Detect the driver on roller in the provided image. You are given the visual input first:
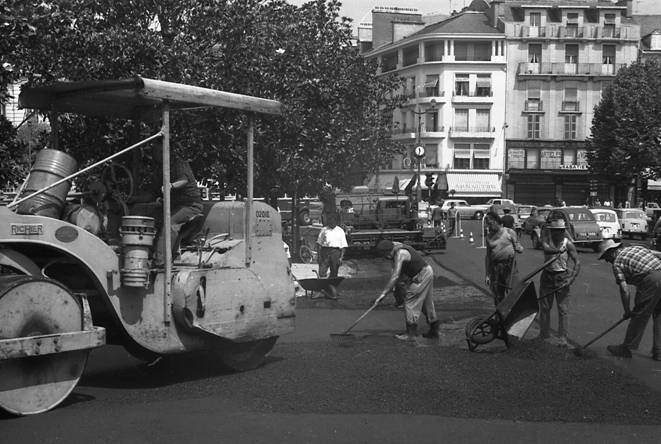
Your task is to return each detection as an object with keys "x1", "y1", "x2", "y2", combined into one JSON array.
[{"x1": 131, "y1": 145, "x2": 203, "y2": 266}]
